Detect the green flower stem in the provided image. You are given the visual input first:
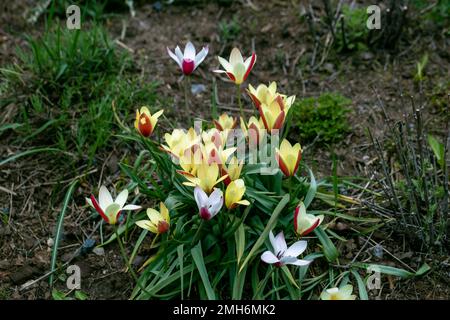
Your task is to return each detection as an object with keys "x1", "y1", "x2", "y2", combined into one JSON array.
[
  {"x1": 288, "y1": 176, "x2": 293, "y2": 196},
  {"x1": 184, "y1": 76, "x2": 192, "y2": 124},
  {"x1": 191, "y1": 220, "x2": 205, "y2": 245},
  {"x1": 236, "y1": 84, "x2": 243, "y2": 119},
  {"x1": 114, "y1": 225, "x2": 151, "y2": 297}
]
